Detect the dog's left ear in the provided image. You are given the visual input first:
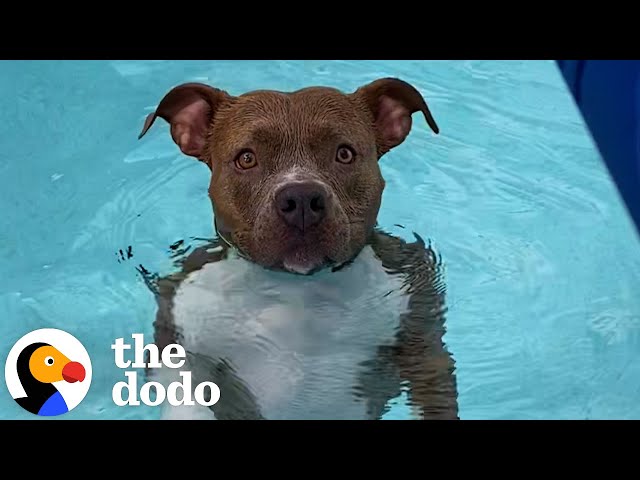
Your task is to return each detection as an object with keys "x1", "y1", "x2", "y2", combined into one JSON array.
[
  {"x1": 137, "y1": 83, "x2": 234, "y2": 166},
  {"x1": 352, "y1": 78, "x2": 439, "y2": 157}
]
